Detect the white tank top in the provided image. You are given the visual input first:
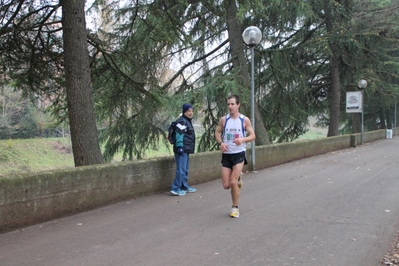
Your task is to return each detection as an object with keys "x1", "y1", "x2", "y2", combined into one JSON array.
[{"x1": 222, "y1": 114, "x2": 246, "y2": 154}]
